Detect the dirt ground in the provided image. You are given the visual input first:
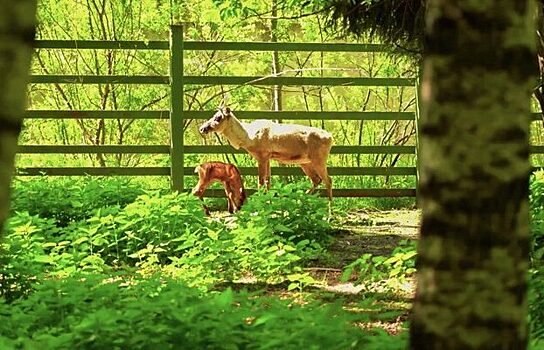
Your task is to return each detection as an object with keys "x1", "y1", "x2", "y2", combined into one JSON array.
[
  {"x1": 308, "y1": 209, "x2": 420, "y2": 334},
  {"x1": 304, "y1": 208, "x2": 421, "y2": 291},
  {"x1": 220, "y1": 209, "x2": 421, "y2": 334},
  {"x1": 327, "y1": 209, "x2": 420, "y2": 268}
]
